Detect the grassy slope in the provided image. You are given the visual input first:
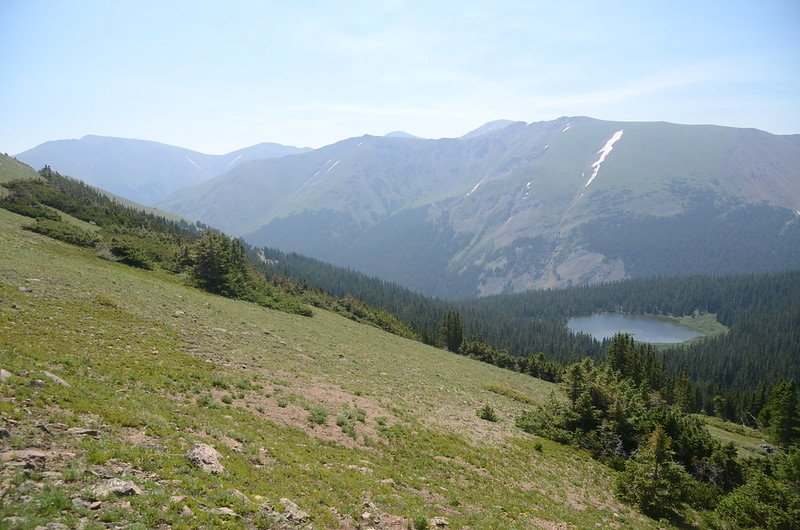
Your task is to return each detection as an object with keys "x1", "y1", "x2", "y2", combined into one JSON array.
[
  {"x1": 0, "y1": 207, "x2": 658, "y2": 529},
  {"x1": 0, "y1": 155, "x2": 41, "y2": 199},
  {"x1": 697, "y1": 416, "x2": 768, "y2": 459},
  {"x1": 0, "y1": 155, "x2": 41, "y2": 184}
]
